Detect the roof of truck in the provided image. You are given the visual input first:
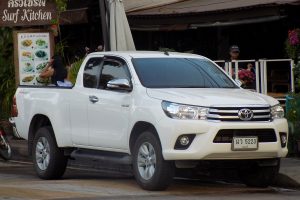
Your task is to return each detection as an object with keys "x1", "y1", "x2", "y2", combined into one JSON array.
[{"x1": 88, "y1": 51, "x2": 207, "y2": 59}]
